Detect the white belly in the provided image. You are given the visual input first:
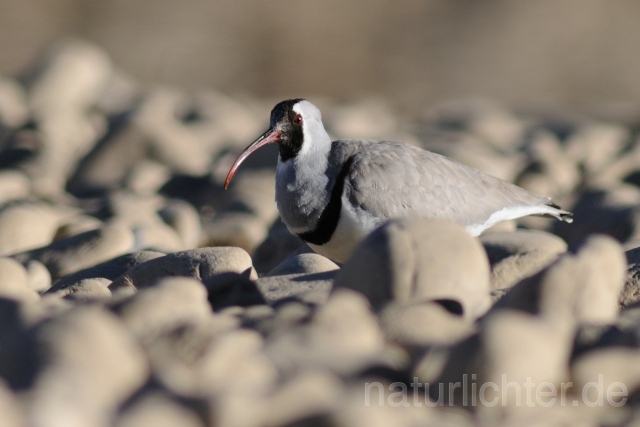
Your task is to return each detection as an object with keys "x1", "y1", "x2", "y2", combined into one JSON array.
[{"x1": 307, "y1": 197, "x2": 379, "y2": 263}]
